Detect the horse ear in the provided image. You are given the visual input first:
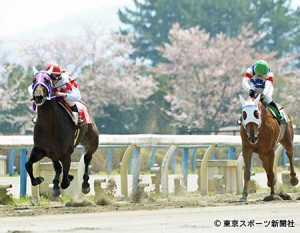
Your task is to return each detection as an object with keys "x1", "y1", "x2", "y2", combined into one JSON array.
[
  {"x1": 239, "y1": 95, "x2": 246, "y2": 107},
  {"x1": 32, "y1": 66, "x2": 38, "y2": 75},
  {"x1": 254, "y1": 94, "x2": 261, "y2": 105},
  {"x1": 46, "y1": 66, "x2": 53, "y2": 76}
]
